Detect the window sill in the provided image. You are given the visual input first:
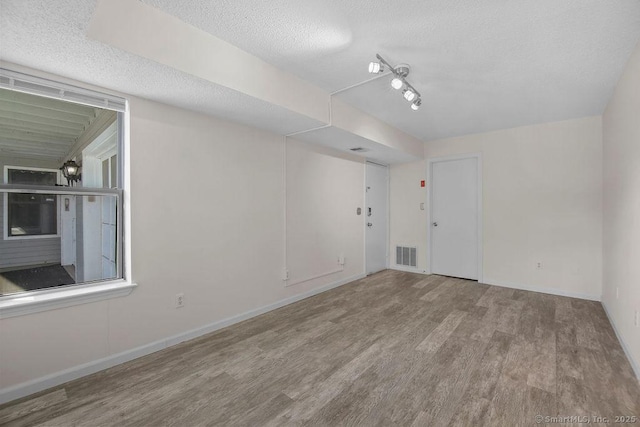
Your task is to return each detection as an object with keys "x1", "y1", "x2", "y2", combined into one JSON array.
[{"x1": 0, "y1": 280, "x2": 137, "y2": 319}]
